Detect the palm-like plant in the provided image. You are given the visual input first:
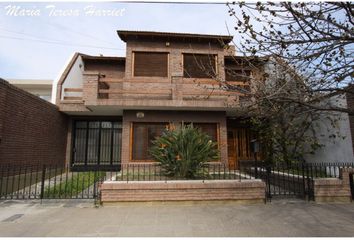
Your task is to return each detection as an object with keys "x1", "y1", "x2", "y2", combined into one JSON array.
[{"x1": 149, "y1": 123, "x2": 219, "y2": 179}]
